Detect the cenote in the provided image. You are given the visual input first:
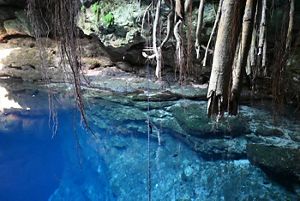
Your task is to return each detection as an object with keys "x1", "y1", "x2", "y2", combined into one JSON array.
[
  {"x1": 0, "y1": 80, "x2": 299, "y2": 201},
  {"x1": 1, "y1": 0, "x2": 300, "y2": 200}
]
